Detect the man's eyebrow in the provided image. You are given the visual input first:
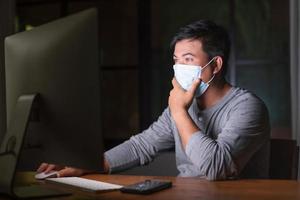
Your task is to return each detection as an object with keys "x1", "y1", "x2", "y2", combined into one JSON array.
[
  {"x1": 182, "y1": 53, "x2": 196, "y2": 57},
  {"x1": 173, "y1": 53, "x2": 195, "y2": 58}
]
